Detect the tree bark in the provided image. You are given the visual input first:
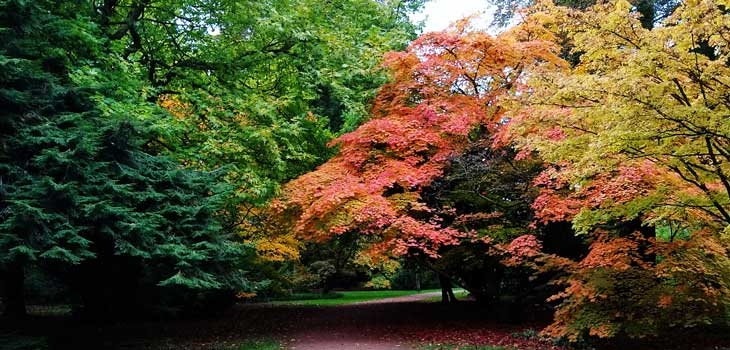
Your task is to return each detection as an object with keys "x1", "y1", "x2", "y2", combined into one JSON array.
[
  {"x1": 439, "y1": 274, "x2": 457, "y2": 304},
  {"x1": 1, "y1": 259, "x2": 27, "y2": 318}
]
